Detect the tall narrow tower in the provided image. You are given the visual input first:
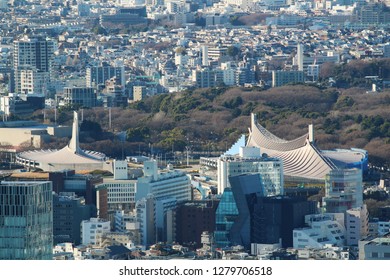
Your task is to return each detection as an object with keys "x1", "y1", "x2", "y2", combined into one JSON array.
[
  {"x1": 202, "y1": 45, "x2": 209, "y2": 66},
  {"x1": 68, "y1": 111, "x2": 82, "y2": 154},
  {"x1": 297, "y1": 43, "x2": 304, "y2": 71}
]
